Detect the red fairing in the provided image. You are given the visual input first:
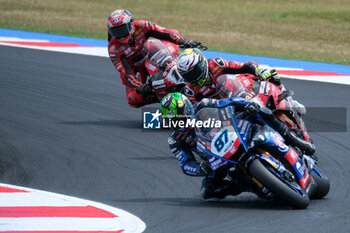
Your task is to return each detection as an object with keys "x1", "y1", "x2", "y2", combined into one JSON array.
[
  {"x1": 143, "y1": 39, "x2": 183, "y2": 101},
  {"x1": 299, "y1": 170, "x2": 311, "y2": 189},
  {"x1": 144, "y1": 40, "x2": 179, "y2": 75}
]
